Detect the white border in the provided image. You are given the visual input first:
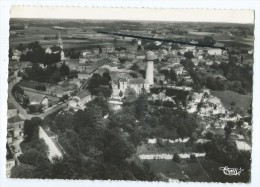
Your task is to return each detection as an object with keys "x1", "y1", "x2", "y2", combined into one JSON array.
[{"x1": 1, "y1": 1, "x2": 259, "y2": 187}]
